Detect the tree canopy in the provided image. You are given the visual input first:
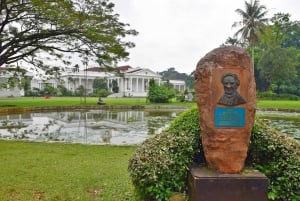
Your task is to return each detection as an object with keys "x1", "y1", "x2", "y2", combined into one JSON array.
[
  {"x1": 229, "y1": 0, "x2": 300, "y2": 96},
  {"x1": 0, "y1": 0, "x2": 137, "y2": 71},
  {"x1": 232, "y1": 0, "x2": 268, "y2": 47}
]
